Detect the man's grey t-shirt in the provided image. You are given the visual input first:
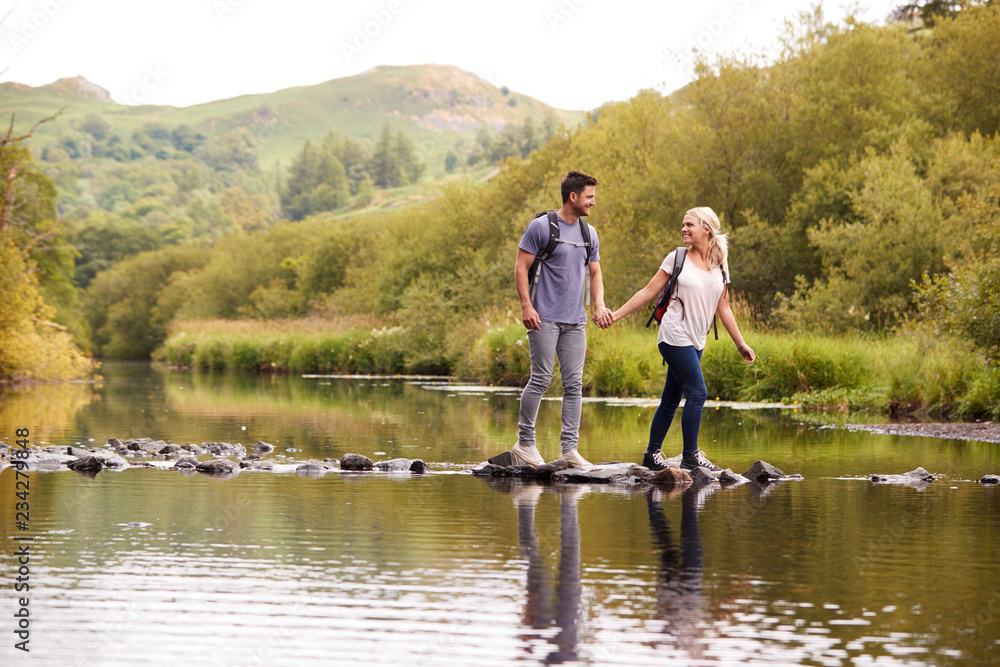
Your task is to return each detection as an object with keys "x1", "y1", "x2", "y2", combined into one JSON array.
[{"x1": 519, "y1": 213, "x2": 600, "y2": 325}]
